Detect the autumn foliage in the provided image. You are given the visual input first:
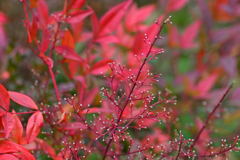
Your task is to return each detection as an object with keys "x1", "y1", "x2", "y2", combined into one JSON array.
[{"x1": 0, "y1": 0, "x2": 240, "y2": 159}]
